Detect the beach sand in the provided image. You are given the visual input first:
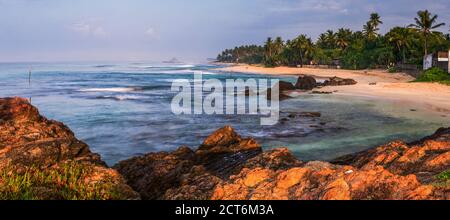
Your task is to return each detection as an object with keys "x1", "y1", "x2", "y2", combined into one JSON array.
[{"x1": 217, "y1": 64, "x2": 450, "y2": 116}]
